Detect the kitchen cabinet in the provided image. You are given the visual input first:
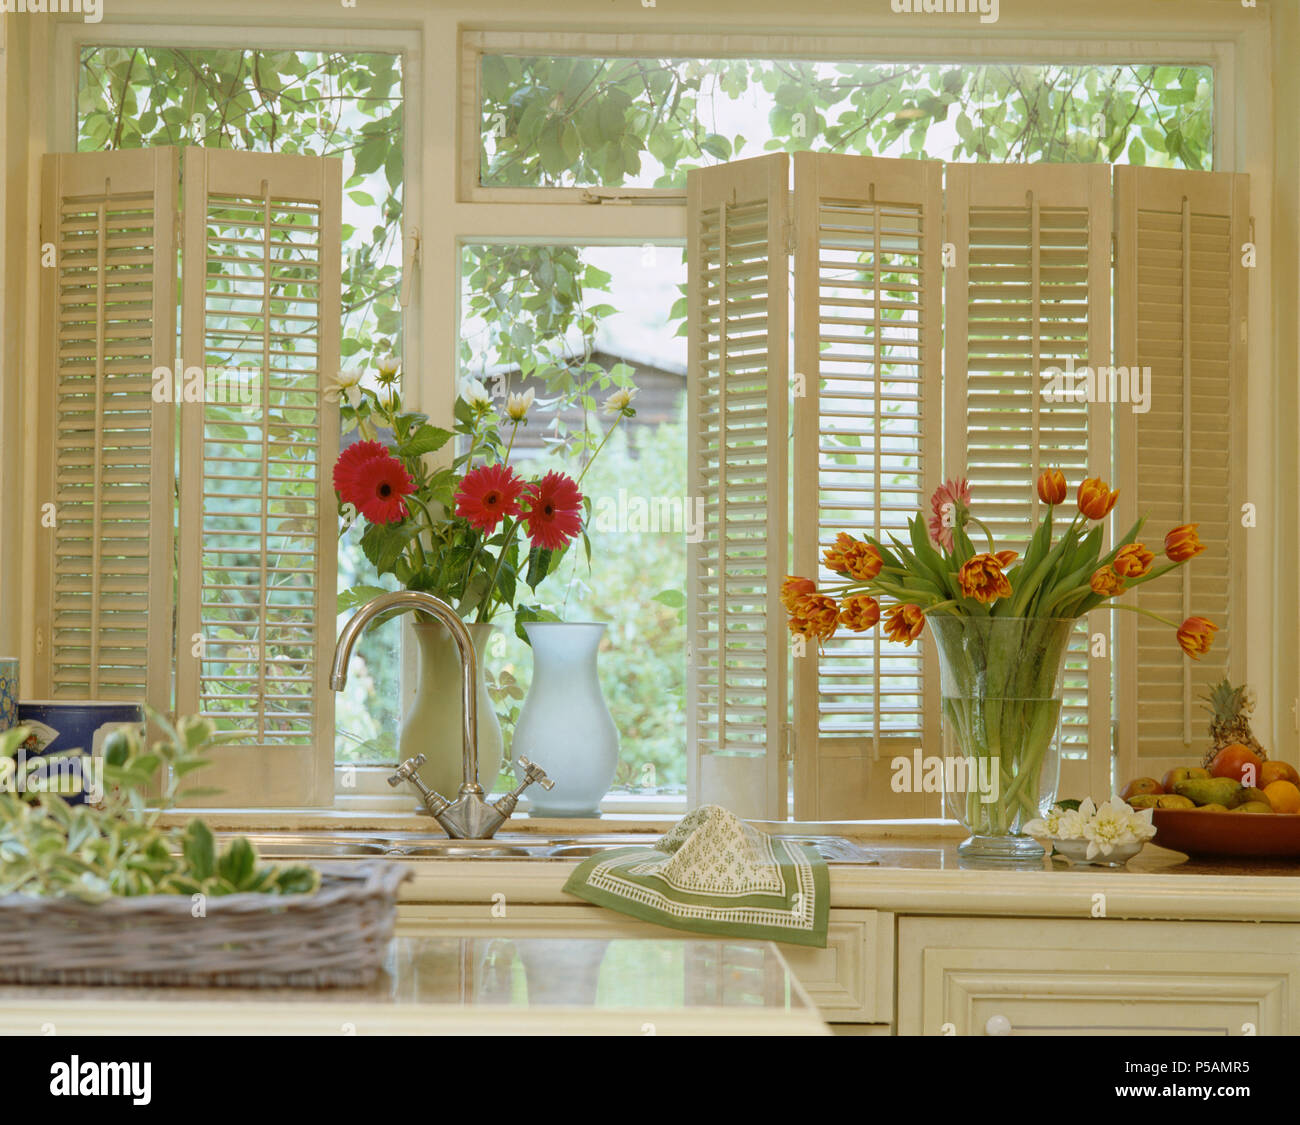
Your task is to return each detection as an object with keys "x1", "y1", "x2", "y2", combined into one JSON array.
[
  {"x1": 392, "y1": 833, "x2": 1300, "y2": 1035},
  {"x1": 897, "y1": 916, "x2": 1299, "y2": 1036}
]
